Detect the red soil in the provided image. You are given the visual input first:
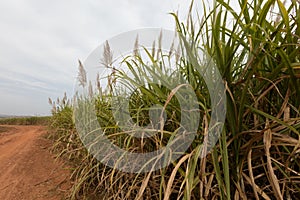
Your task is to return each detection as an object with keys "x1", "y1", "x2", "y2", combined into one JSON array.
[{"x1": 0, "y1": 125, "x2": 71, "y2": 200}]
